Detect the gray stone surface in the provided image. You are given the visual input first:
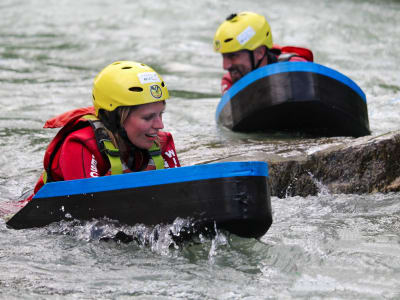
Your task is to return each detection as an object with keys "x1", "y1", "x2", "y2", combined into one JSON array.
[{"x1": 216, "y1": 131, "x2": 400, "y2": 198}]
